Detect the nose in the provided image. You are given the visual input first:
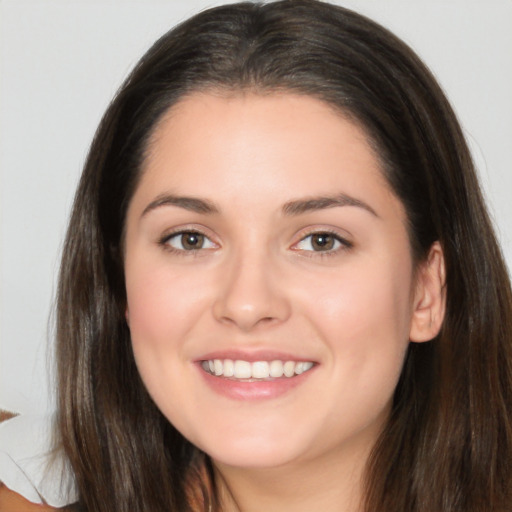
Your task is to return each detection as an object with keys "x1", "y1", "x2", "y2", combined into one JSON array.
[{"x1": 212, "y1": 249, "x2": 291, "y2": 332}]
